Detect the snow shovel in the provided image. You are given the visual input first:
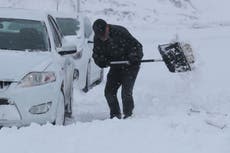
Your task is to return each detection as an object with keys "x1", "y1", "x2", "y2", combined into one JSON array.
[{"x1": 110, "y1": 42, "x2": 194, "y2": 73}]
